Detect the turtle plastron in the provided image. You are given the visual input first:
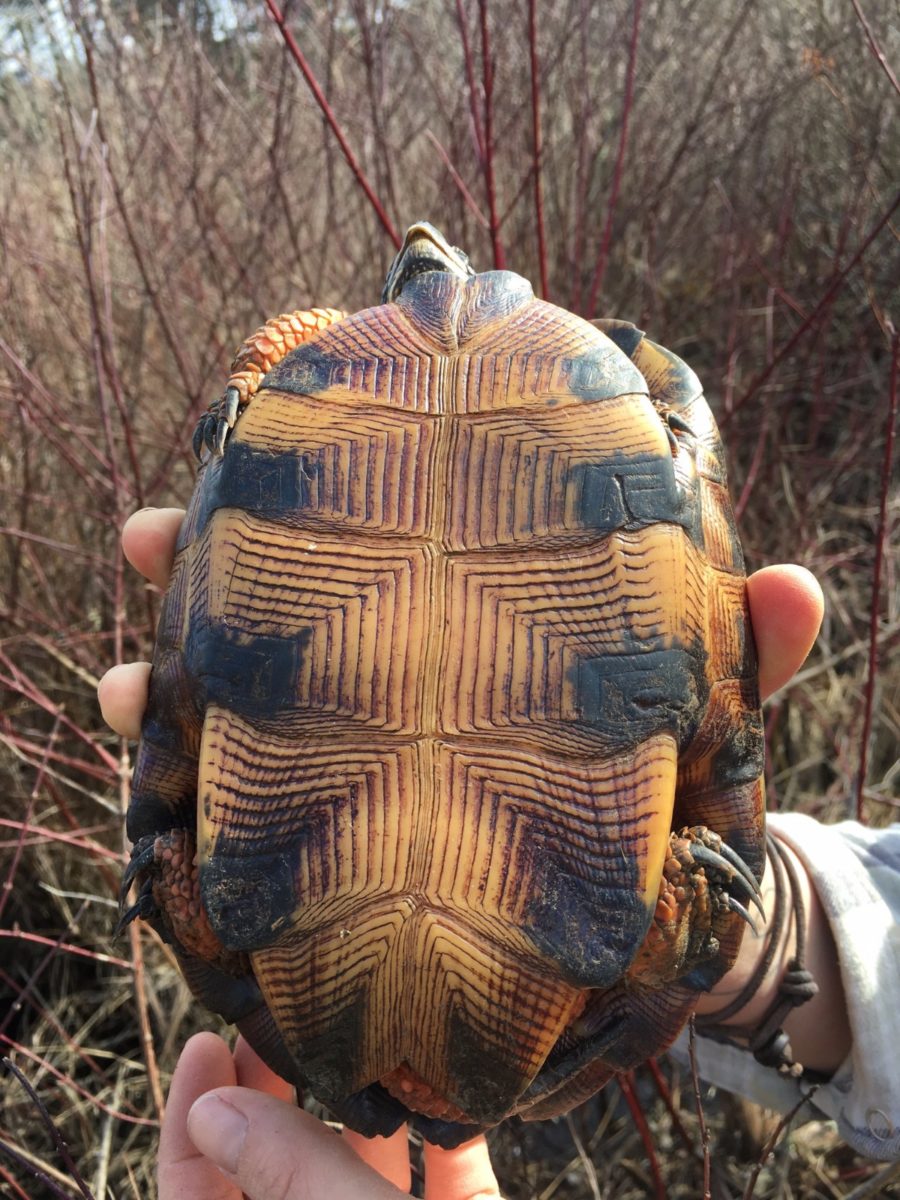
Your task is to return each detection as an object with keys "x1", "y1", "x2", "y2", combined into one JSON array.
[{"x1": 124, "y1": 223, "x2": 768, "y2": 1146}]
